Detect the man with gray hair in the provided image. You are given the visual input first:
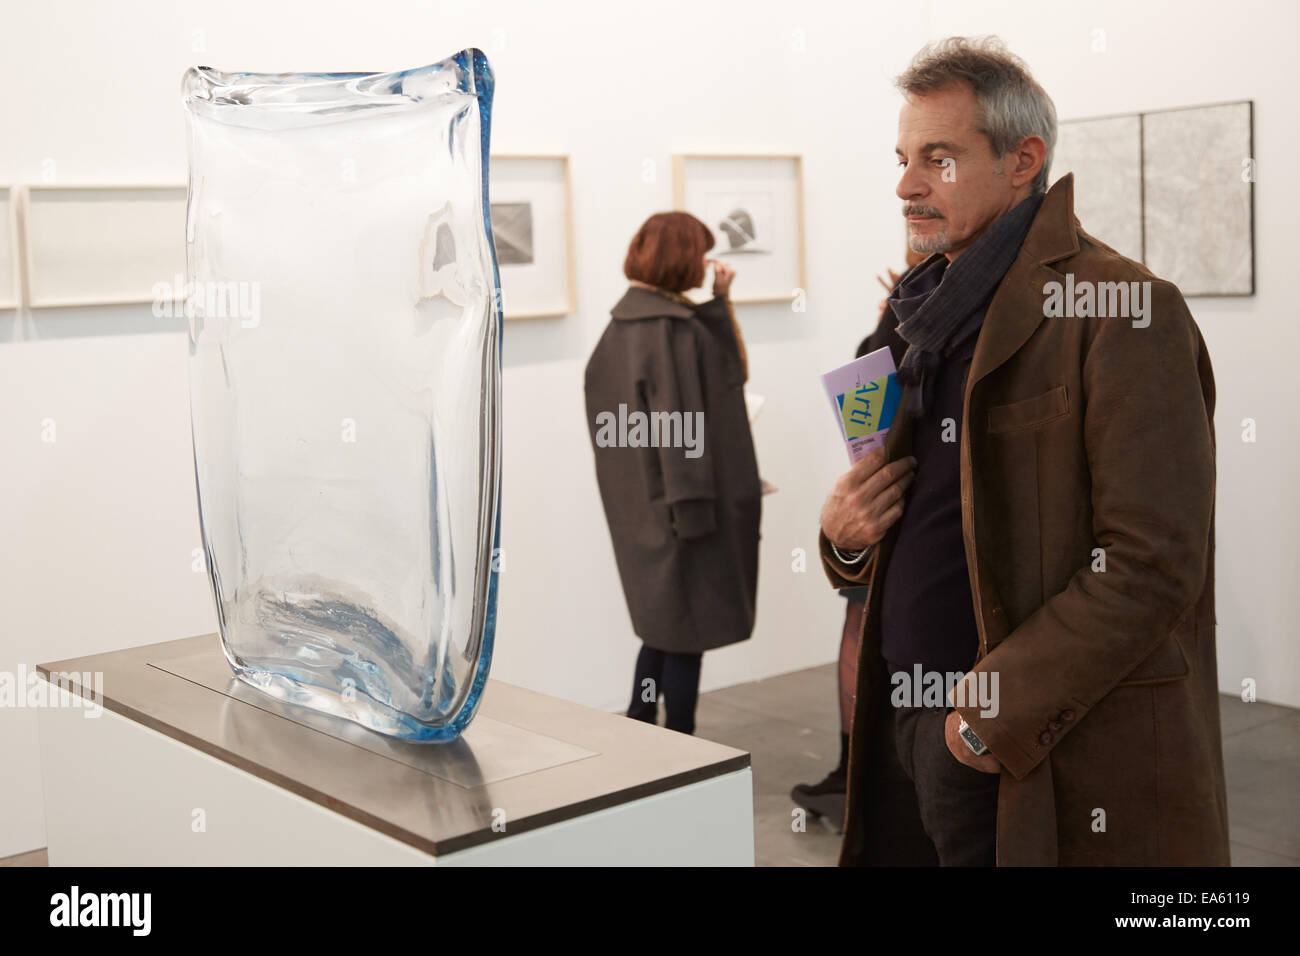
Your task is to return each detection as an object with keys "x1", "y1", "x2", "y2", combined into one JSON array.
[{"x1": 819, "y1": 36, "x2": 1227, "y2": 866}]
